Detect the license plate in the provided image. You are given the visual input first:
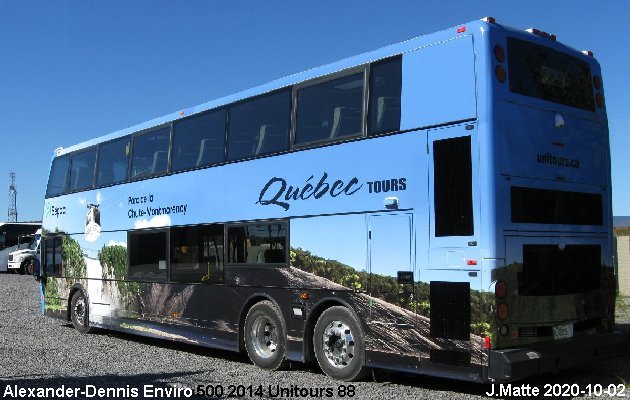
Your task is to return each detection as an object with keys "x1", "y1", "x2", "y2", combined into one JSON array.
[{"x1": 553, "y1": 324, "x2": 573, "y2": 340}]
